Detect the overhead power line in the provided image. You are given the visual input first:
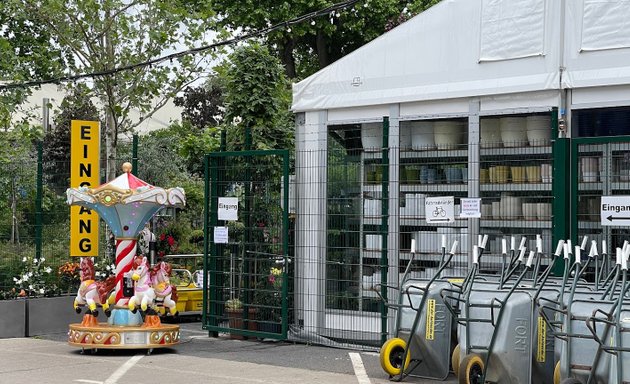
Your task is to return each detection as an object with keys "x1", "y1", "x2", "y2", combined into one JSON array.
[{"x1": 0, "y1": 0, "x2": 360, "y2": 91}]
